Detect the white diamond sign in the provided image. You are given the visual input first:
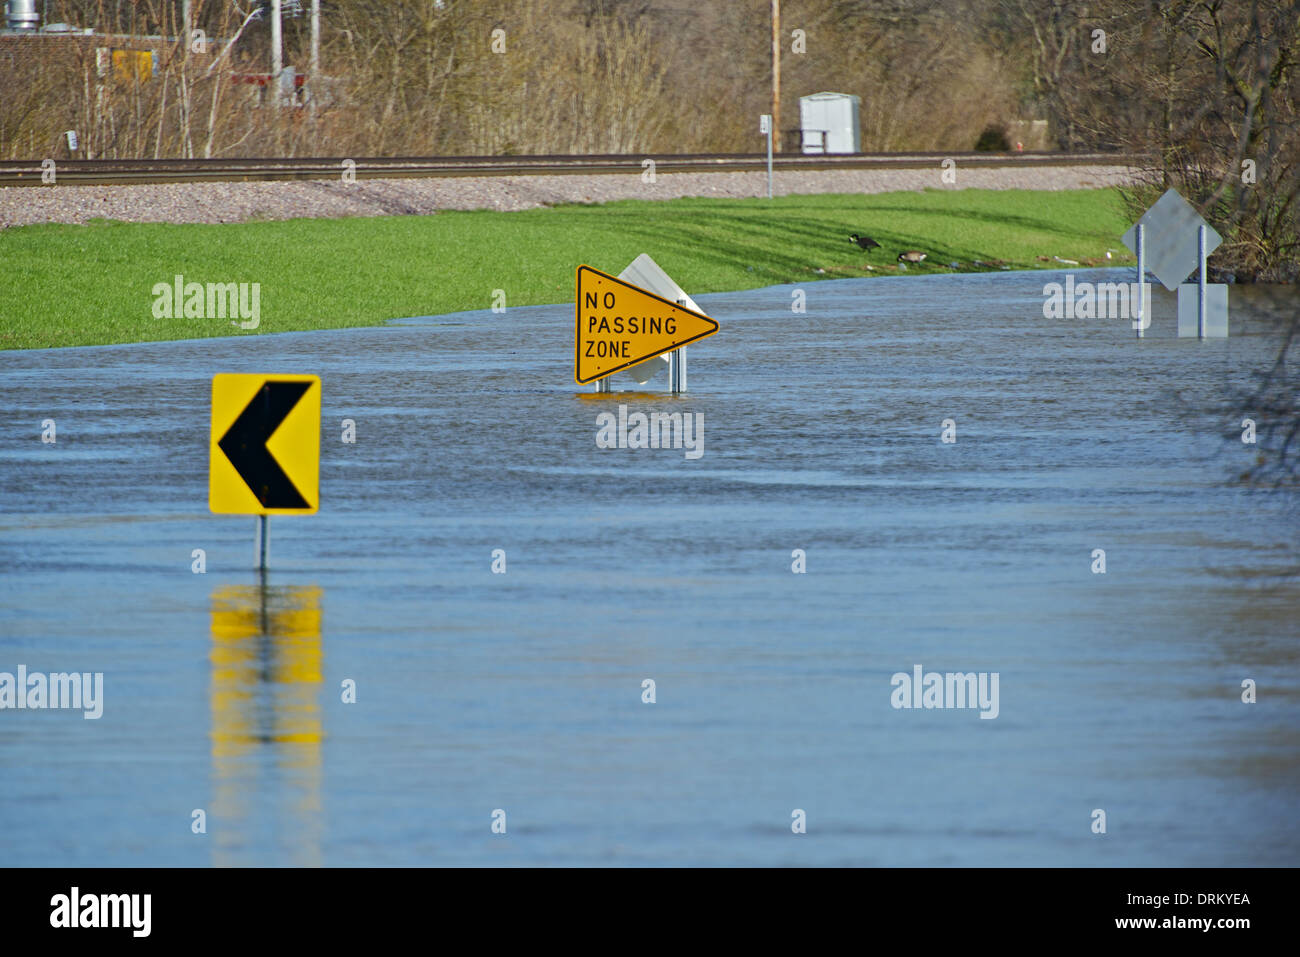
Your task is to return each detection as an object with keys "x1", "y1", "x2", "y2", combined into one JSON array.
[{"x1": 1121, "y1": 188, "x2": 1223, "y2": 291}]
